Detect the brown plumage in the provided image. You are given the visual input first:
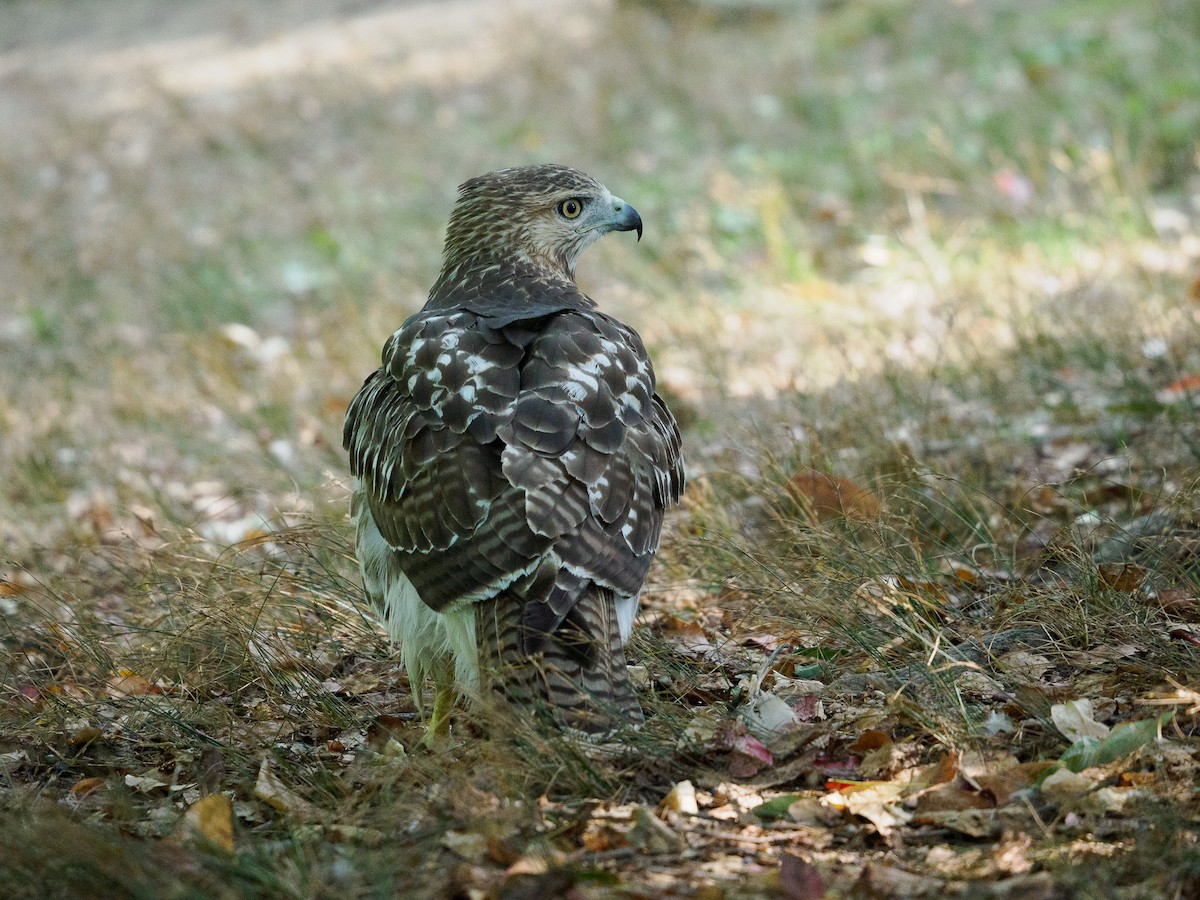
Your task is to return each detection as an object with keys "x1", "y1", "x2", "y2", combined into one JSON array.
[{"x1": 344, "y1": 165, "x2": 684, "y2": 733}]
